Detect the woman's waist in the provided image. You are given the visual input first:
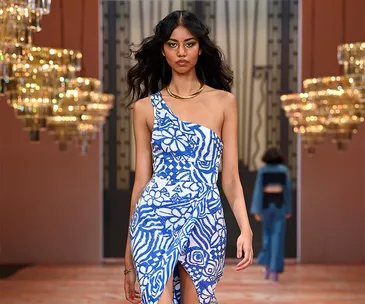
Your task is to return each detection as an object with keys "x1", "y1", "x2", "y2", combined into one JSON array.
[
  {"x1": 153, "y1": 158, "x2": 220, "y2": 175},
  {"x1": 151, "y1": 173, "x2": 218, "y2": 186}
]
